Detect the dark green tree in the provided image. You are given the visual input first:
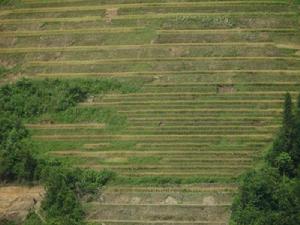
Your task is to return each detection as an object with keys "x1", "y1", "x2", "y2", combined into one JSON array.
[
  {"x1": 231, "y1": 93, "x2": 300, "y2": 225},
  {"x1": 290, "y1": 94, "x2": 300, "y2": 169},
  {"x1": 41, "y1": 167, "x2": 85, "y2": 225},
  {"x1": 280, "y1": 93, "x2": 294, "y2": 154},
  {"x1": 267, "y1": 93, "x2": 296, "y2": 176},
  {"x1": 0, "y1": 116, "x2": 37, "y2": 182}
]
